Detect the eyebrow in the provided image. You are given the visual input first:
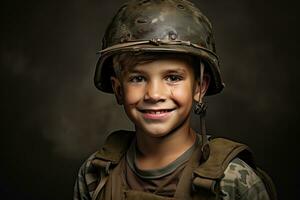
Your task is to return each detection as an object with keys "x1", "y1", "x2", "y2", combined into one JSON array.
[
  {"x1": 125, "y1": 68, "x2": 187, "y2": 73},
  {"x1": 124, "y1": 69, "x2": 144, "y2": 74},
  {"x1": 163, "y1": 69, "x2": 186, "y2": 74}
]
